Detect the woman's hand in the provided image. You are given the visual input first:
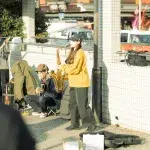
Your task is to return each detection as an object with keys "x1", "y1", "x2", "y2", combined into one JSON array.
[
  {"x1": 56, "y1": 48, "x2": 61, "y2": 65},
  {"x1": 56, "y1": 48, "x2": 62, "y2": 54},
  {"x1": 36, "y1": 87, "x2": 43, "y2": 95},
  {"x1": 57, "y1": 65, "x2": 61, "y2": 70},
  {"x1": 56, "y1": 48, "x2": 59, "y2": 53}
]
